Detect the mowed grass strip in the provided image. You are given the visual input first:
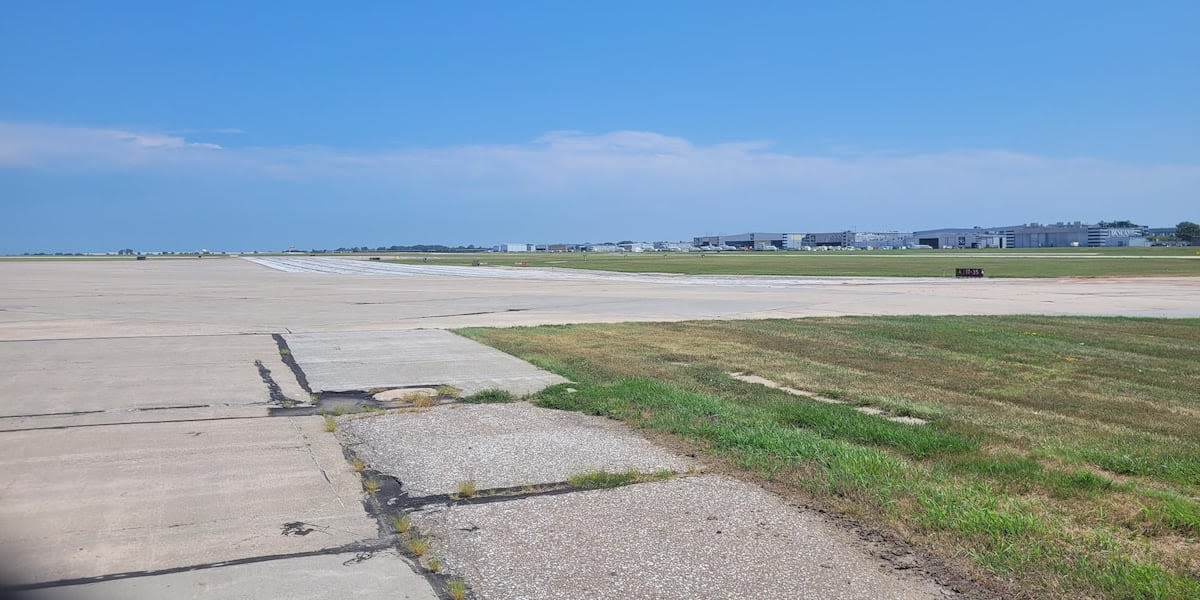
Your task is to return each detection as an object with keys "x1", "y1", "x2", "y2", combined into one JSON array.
[
  {"x1": 459, "y1": 316, "x2": 1200, "y2": 599},
  {"x1": 390, "y1": 247, "x2": 1200, "y2": 278}
]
